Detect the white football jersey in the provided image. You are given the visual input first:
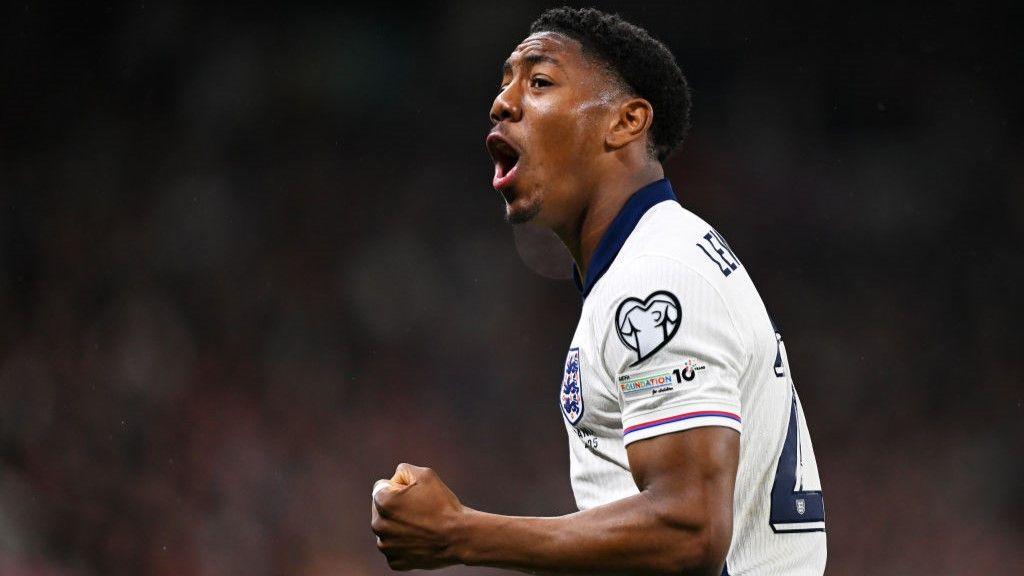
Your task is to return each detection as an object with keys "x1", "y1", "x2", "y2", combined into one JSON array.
[{"x1": 559, "y1": 179, "x2": 826, "y2": 575}]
